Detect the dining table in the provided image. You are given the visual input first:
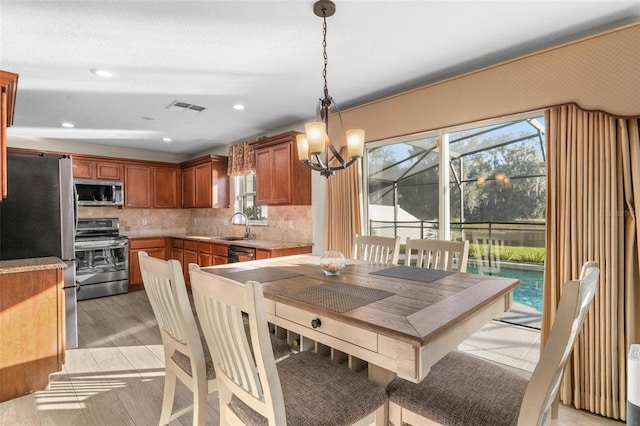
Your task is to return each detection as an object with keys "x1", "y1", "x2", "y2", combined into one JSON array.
[{"x1": 200, "y1": 254, "x2": 520, "y2": 386}]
